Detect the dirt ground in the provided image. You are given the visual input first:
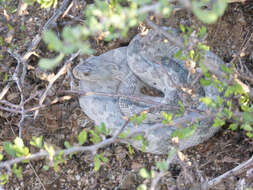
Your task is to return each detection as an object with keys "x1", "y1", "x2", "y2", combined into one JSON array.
[{"x1": 0, "y1": 0, "x2": 253, "y2": 190}]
